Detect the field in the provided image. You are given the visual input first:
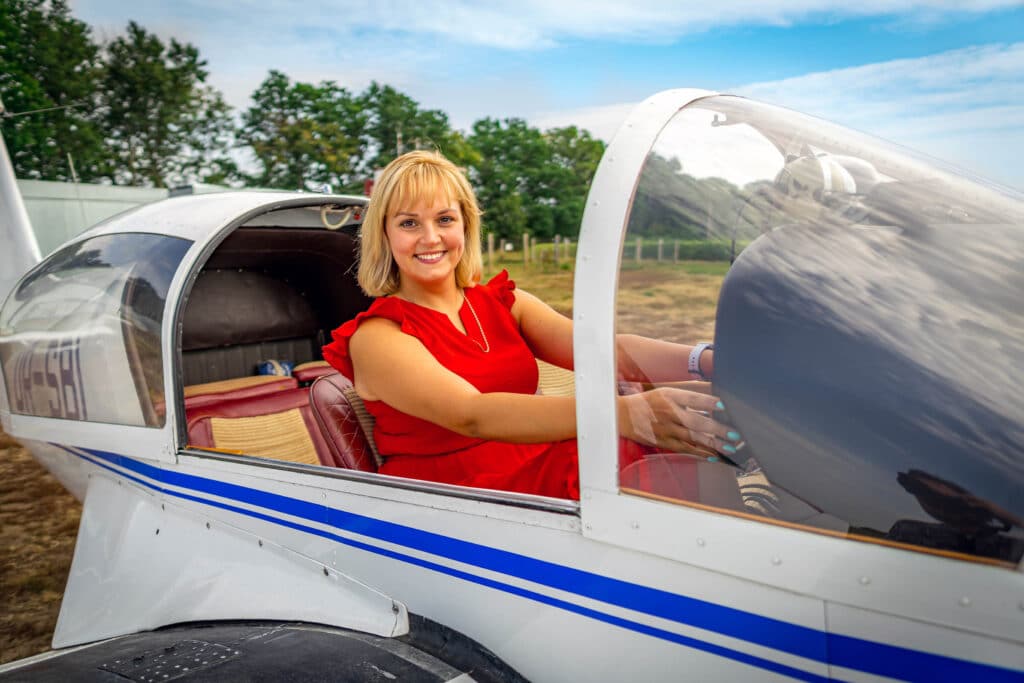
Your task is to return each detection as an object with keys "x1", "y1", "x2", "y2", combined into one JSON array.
[{"x1": 0, "y1": 259, "x2": 725, "y2": 665}]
